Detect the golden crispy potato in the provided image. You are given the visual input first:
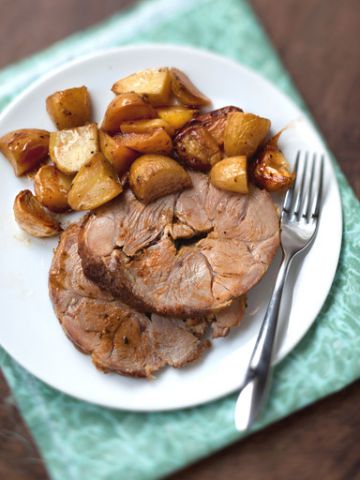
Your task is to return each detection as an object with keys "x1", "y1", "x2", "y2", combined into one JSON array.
[
  {"x1": 34, "y1": 165, "x2": 72, "y2": 212},
  {"x1": 224, "y1": 112, "x2": 271, "y2": 158},
  {"x1": 252, "y1": 133, "x2": 295, "y2": 192},
  {"x1": 194, "y1": 106, "x2": 242, "y2": 145},
  {"x1": 101, "y1": 93, "x2": 156, "y2": 132},
  {"x1": 112, "y1": 68, "x2": 172, "y2": 106},
  {"x1": 46, "y1": 86, "x2": 91, "y2": 130},
  {"x1": 174, "y1": 124, "x2": 221, "y2": 171},
  {"x1": 99, "y1": 130, "x2": 138, "y2": 175},
  {"x1": 210, "y1": 156, "x2": 248, "y2": 194},
  {"x1": 129, "y1": 154, "x2": 192, "y2": 203},
  {"x1": 0, "y1": 129, "x2": 49, "y2": 176},
  {"x1": 13, "y1": 190, "x2": 61, "y2": 237},
  {"x1": 170, "y1": 68, "x2": 211, "y2": 107},
  {"x1": 49, "y1": 123, "x2": 99, "y2": 174},
  {"x1": 118, "y1": 128, "x2": 173, "y2": 155},
  {"x1": 120, "y1": 118, "x2": 174, "y2": 135},
  {"x1": 156, "y1": 106, "x2": 197, "y2": 130},
  {"x1": 68, "y1": 153, "x2": 122, "y2": 210}
]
